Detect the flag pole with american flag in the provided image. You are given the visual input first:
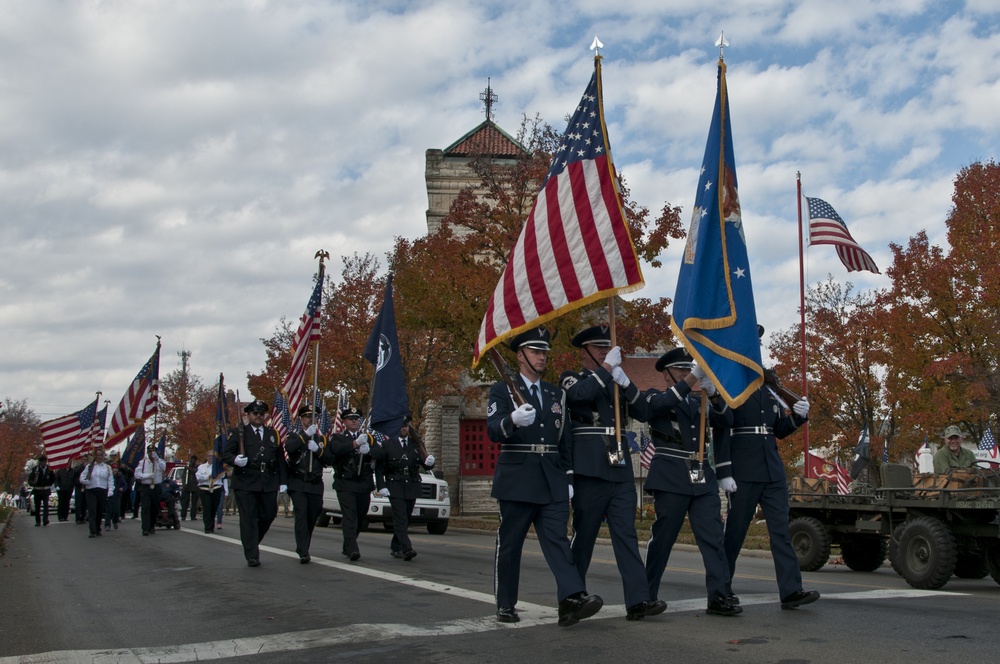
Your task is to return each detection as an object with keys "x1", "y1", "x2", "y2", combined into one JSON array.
[
  {"x1": 104, "y1": 338, "x2": 161, "y2": 452},
  {"x1": 280, "y1": 251, "x2": 327, "y2": 420},
  {"x1": 472, "y1": 47, "x2": 644, "y2": 368}
]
